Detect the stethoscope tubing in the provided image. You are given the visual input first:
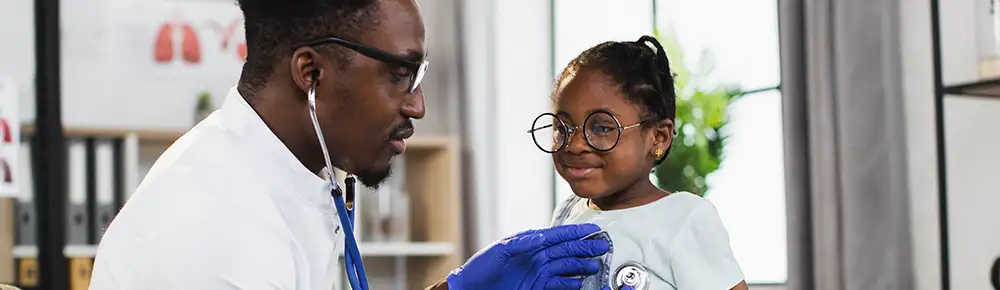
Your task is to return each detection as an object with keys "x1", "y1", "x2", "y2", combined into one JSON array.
[{"x1": 308, "y1": 82, "x2": 370, "y2": 290}]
